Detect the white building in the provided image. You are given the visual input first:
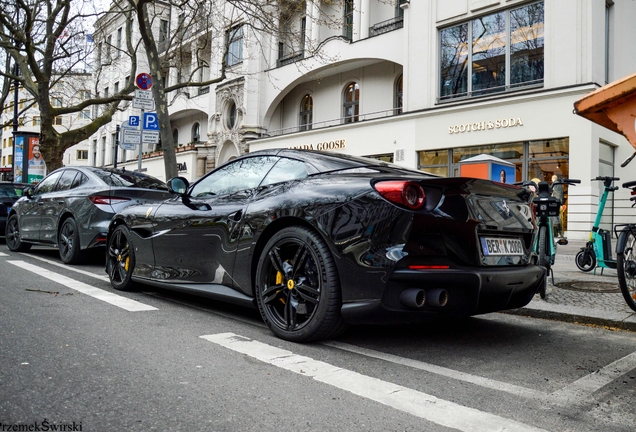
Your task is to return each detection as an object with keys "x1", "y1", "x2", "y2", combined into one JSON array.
[{"x1": 89, "y1": 0, "x2": 636, "y2": 241}]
